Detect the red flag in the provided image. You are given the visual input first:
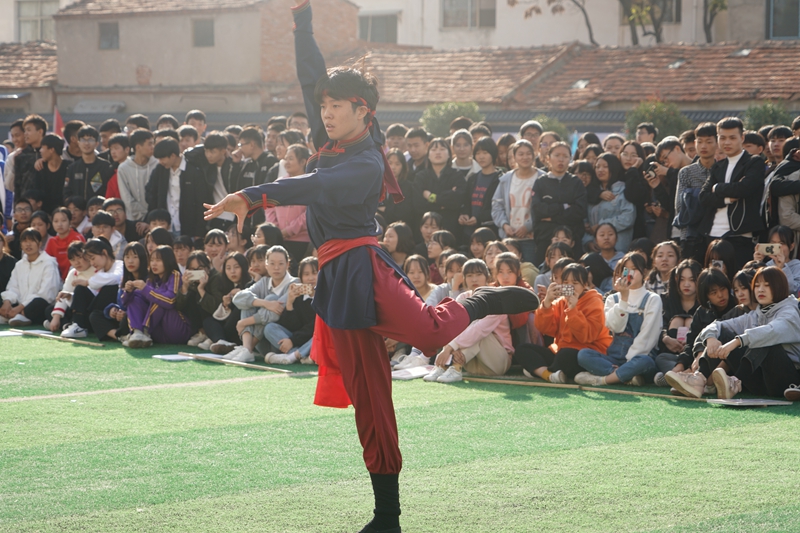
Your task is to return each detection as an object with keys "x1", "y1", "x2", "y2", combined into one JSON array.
[{"x1": 53, "y1": 106, "x2": 64, "y2": 136}]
